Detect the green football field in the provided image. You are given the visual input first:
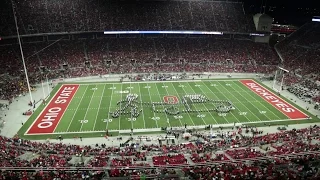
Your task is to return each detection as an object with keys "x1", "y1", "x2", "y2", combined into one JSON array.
[
  {"x1": 20, "y1": 78, "x2": 318, "y2": 139},
  {"x1": 24, "y1": 79, "x2": 309, "y2": 137}
]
